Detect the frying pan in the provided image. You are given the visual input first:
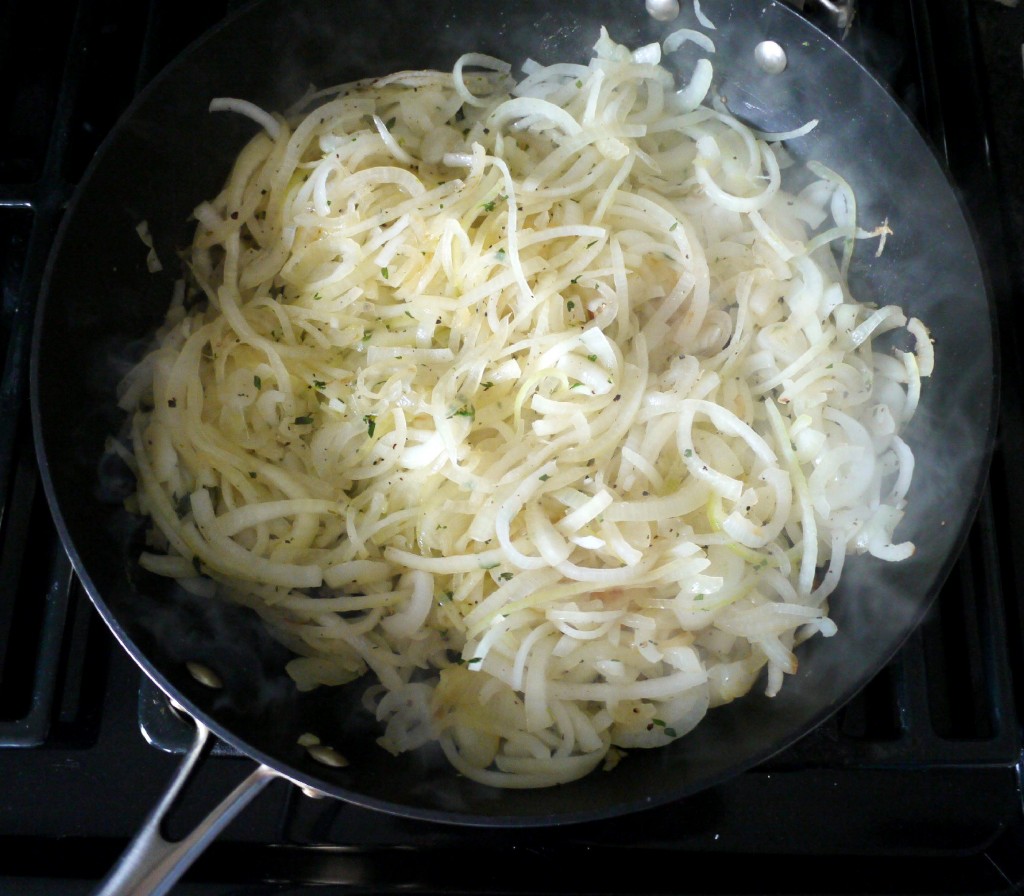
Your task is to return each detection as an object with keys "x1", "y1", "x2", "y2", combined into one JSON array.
[{"x1": 30, "y1": 0, "x2": 996, "y2": 891}]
